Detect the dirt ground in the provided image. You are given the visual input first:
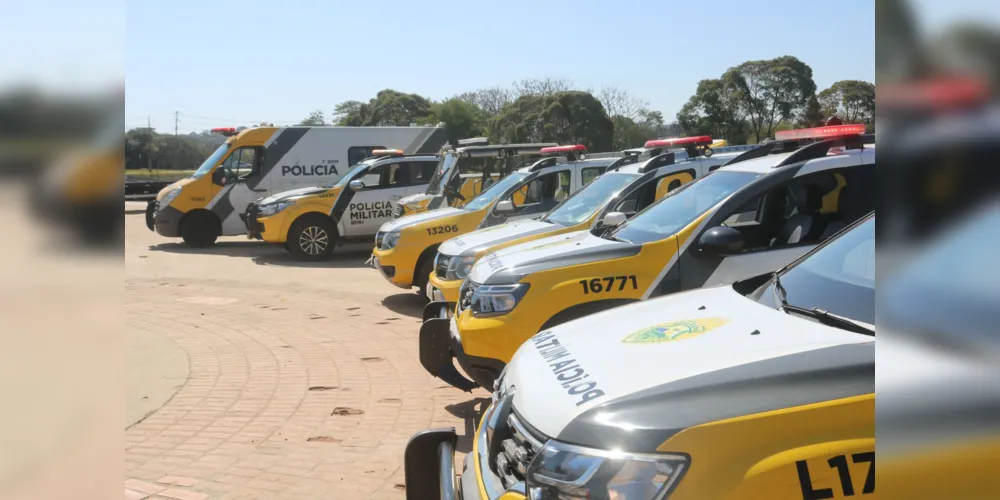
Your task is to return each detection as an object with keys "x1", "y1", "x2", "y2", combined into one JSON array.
[{"x1": 125, "y1": 202, "x2": 489, "y2": 499}]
